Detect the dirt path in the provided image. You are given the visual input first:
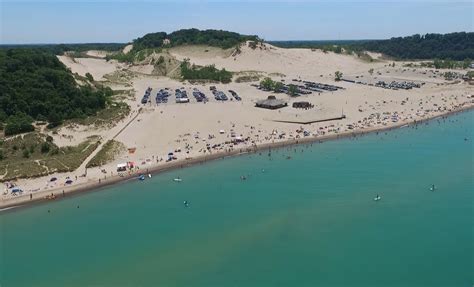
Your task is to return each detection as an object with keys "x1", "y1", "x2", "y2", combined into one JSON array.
[{"x1": 76, "y1": 109, "x2": 142, "y2": 173}]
